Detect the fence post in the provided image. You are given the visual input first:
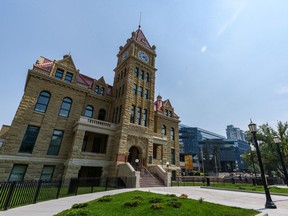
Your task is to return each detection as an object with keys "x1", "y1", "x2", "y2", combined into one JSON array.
[
  {"x1": 33, "y1": 180, "x2": 42, "y2": 204},
  {"x1": 75, "y1": 179, "x2": 79, "y2": 195},
  {"x1": 105, "y1": 177, "x2": 108, "y2": 191},
  {"x1": 206, "y1": 178, "x2": 210, "y2": 186},
  {"x1": 4, "y1": 181, "x2": 16, "y2": 210},
  {"x1": 56, "y1": 179, "x2": 63, "y2": 199}
]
